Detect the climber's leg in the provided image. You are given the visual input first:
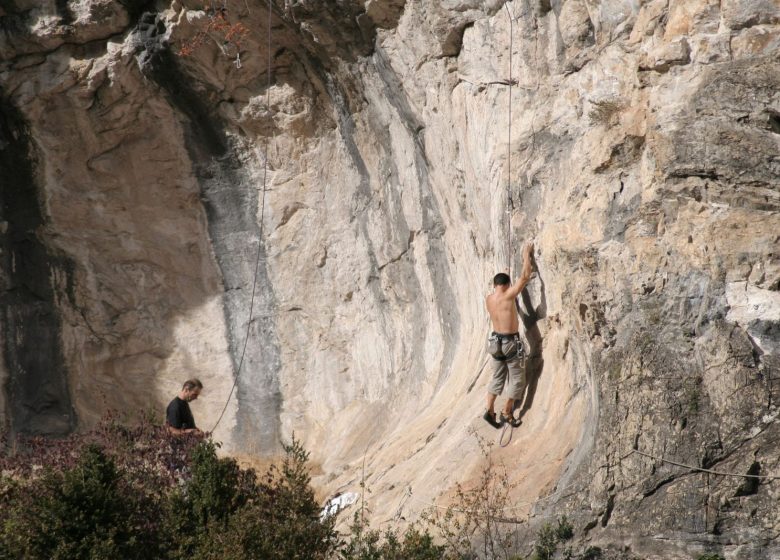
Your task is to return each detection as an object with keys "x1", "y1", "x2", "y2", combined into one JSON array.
[{"x1": 484, "y1": 359, "x2": 507, "y2": 428}]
